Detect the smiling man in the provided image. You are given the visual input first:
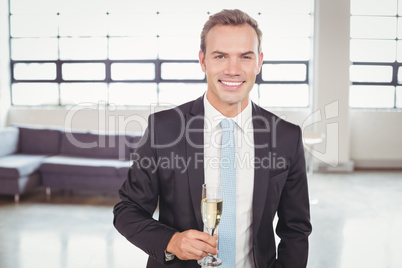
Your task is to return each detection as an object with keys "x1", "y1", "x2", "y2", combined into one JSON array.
[
  {"x1": 114, "y1": 9, "x2": 312, "y2": 268},
  {"x1": 199, "y1": 22, "x2": 264, "y2": 117}
]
